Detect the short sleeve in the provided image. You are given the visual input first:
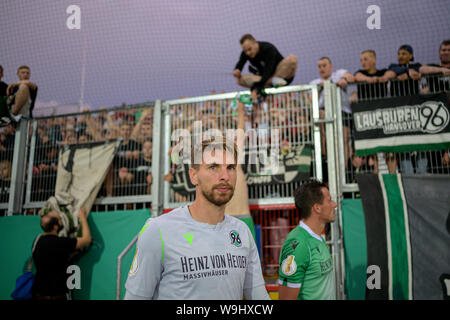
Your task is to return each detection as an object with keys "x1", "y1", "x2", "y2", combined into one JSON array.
[
  {"x1": 309, "y1": 78, "x2": 322, "y2": 85},
  {"x1": 124, "y1": 218, "x2": 163, "y2": 299},
  {"x1": 334, "y1": 69, "x2": 349, "y2": 80},
  {"x1": 389, "y1": 63, "x2": 407, "y2": 75},
  {"x1": 278, "y1": 238, "x2": 310, "y2": 289},
  {"x1": 378, "y1": 68, "x2": 388, "y2": 76},
  {"x1": 243, "y1": 226, "x2": 266, "y2": 291},
  {"x1": 411, "y1": 63, "x2": 422, "y2": 71}
]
